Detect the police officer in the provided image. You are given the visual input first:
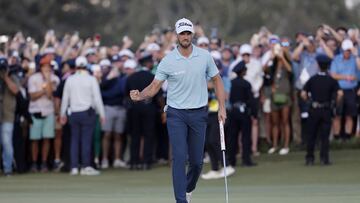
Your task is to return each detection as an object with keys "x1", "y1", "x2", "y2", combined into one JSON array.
[
  {"x1": 227, "y1": 61, "x2": 256, "y2": 167},
  {"x1": 301, "y1": 55, "x2": 343, "y2": 166}
]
